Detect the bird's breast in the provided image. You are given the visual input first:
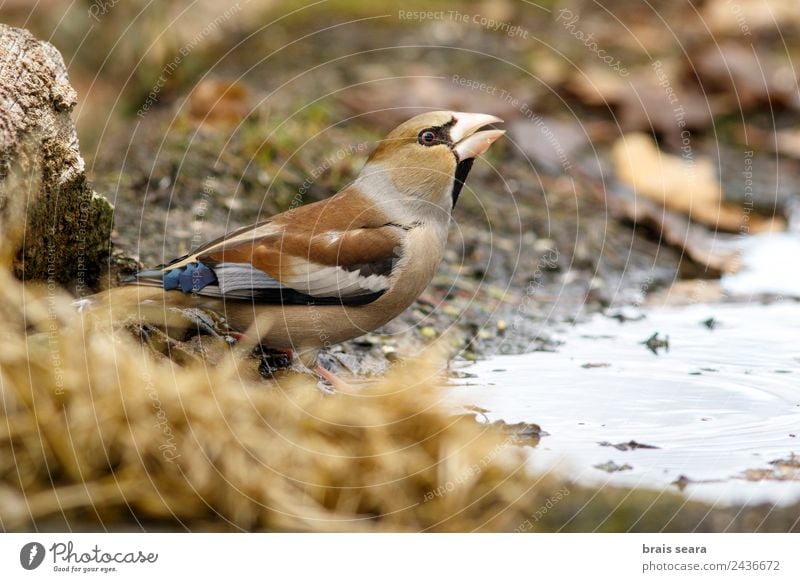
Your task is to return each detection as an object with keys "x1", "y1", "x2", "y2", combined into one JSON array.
[{"x1": 369, "y1": 221, "x2": 448, "y2": 318}]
